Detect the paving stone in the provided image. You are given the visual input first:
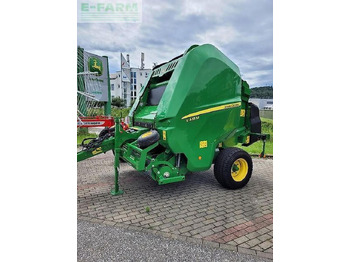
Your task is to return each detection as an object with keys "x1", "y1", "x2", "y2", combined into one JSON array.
[
  {"x1": 222, "y1": 233, "x2": 237, "y2": 242},
  {"x1": 179, "y1": 226, "x2": 193, "y2": 234},
  {"x1": 199, "y1": 229, "x2": 215, "y2": 238},
  {"x1": 246, "y1": 231, "x2": 261, "y2": 240},
  {"x1": 186, "y1": 237, "x2": 203, "y2": 245},
  {"x1": 257, "y1": 251, "x2": 273, "y2": 260},
  {"x1": 212, "y1": 226, "x2": 225, "y2": 233},
  {"x1": 258, "y1": 233, "x2": 272, "y2": 242},
  {"x1": 202, "y1": 240, "x2": 220, "y2": 248},
  {"x1": 245, "y1": 238, "x2": 261, "y2": 248},
  {"x1": 251, "y1": 245, "x2": 264, "y2": 252},
  {"x1": 181, "y1": 220, "x2": 194, "y2": 227},
  {"x1": 259, "y1": 240, "x2": 273, "y2": 250},
  {"x1": 257, "y1": 227, "x2": 269, "y2": 235},
  {"x1": 265, "y1": 247, "x2": 273, "y2": 254},
  {"x1": 191, "y1": 222, "x2": 205, "y2": 230},
  {"x1": 189, "y1": 228, "x2": 203, "y2": 236},
  {"x1": 238, "y1": 246, "x2": 257, "y2": 256},
  {"x1": 78, "y1": 153, "x2": 273, "y2": 258},
  {"x1": 231, "y1": 235, "x2": 249, "y2": 245},
  {"x1": 140, "y1": 219, "x2": 155, "y2": 226},
  {"x1": 203, "y1": 218, "x2": 216, "y2": 225},
  {"x1": 101, "y1": 220, "x2": 116, "y2": 226},
  {"x1": 173, "y1": 218, "x2": 186, "y2": 225},
  {"x1": 219, "y1": 243, "x2": 238, "y2": 251}
]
